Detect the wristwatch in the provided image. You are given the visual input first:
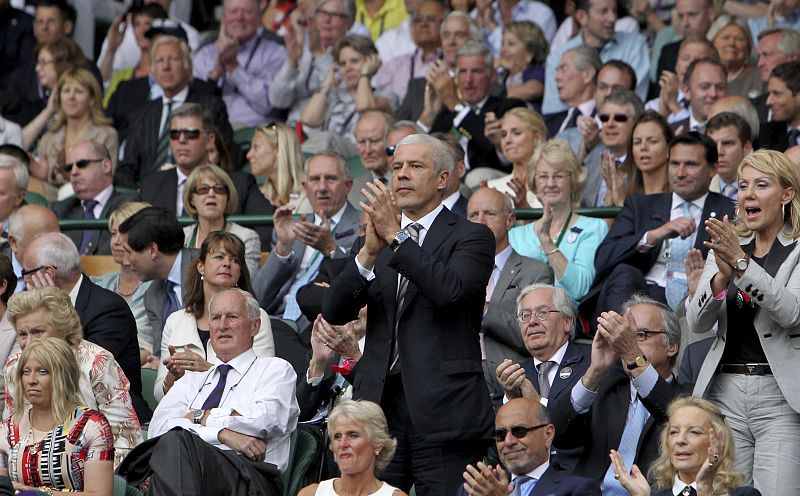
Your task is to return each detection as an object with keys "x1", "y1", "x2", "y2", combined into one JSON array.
[
  {"x1": 192, "y1": 409, "x2": 204, "y2": 424},
  {"x1": 390, "y1": 230, "x2": 410, "y2": 252},
  {"x1": 626, "y1": 355, "x2": 647, "y2": 370},
  {"x1": 735, "y1": 257, "x2": 749, "y2": 271}
]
